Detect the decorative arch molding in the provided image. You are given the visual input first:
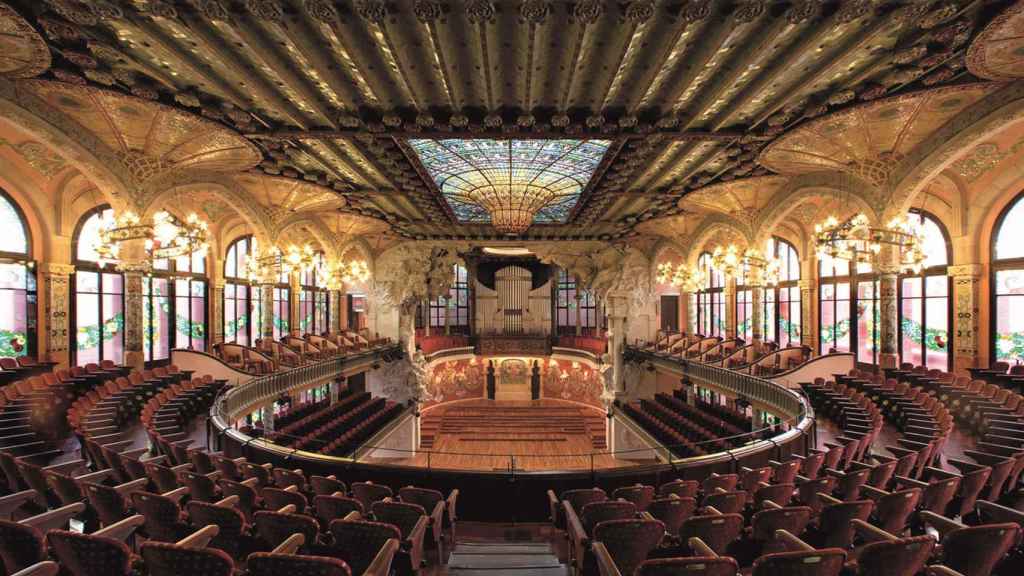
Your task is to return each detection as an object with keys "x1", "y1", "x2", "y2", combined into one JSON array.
[
  {"x1": 889, "y1": 81, "x2": 1024, "y2": 219},
  {"x1": 337, "y1": 236, "x2": 376, "y2": 271},
  {"x1": 751, "y1": 171, "x2": 880, "y2": 246},
  {"x1": 275, "y1": 214, "x2": 341, "y2": 261},
  {"x1": 685, "y1": 213, "x2": 753, "y2": 265},
  {"x1": 0, "y1": 78, "x2": 132, "y2": 210},
  {"x1": 648, "y1": 237, "x2": 689, "y2": 281},
  {"x1": 139, "y1": 172, "x2": 273, "y2": 245}
]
